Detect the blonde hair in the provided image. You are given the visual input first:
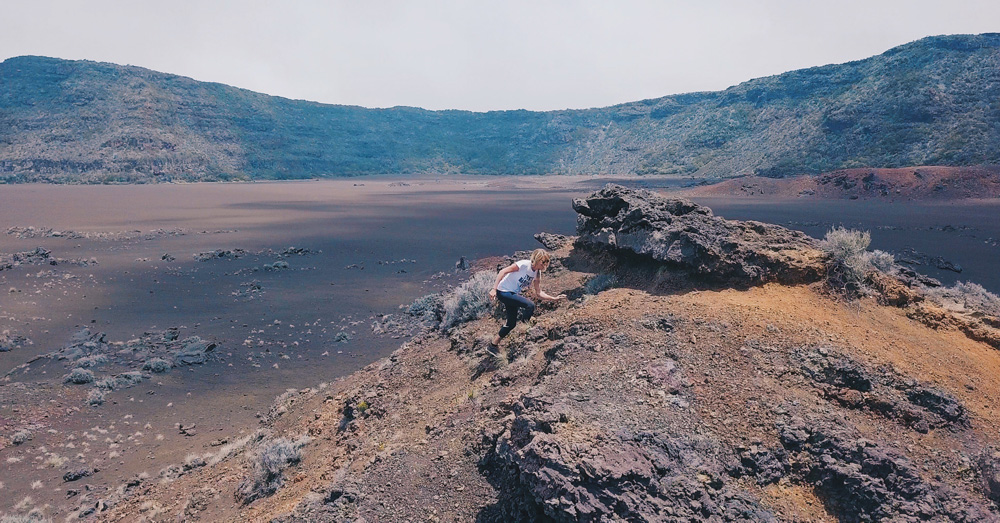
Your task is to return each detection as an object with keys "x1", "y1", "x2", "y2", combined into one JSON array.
[{"x1": 530, "y1": 249, "x2": 551, "y2": 267}]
